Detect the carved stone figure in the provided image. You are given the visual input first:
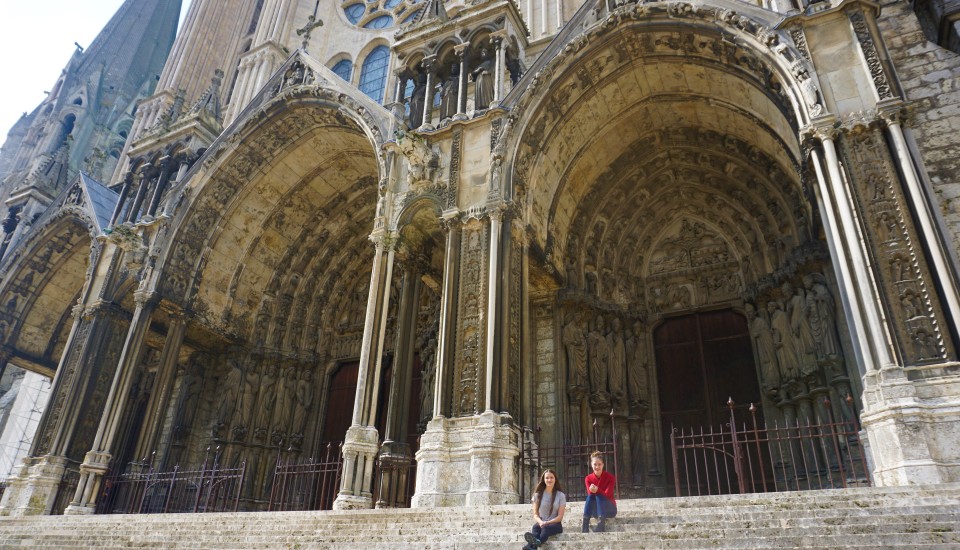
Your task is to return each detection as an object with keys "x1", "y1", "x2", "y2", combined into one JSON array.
[
  {"x1": 272, "y1": 365, "x2": 296, "y2": 430},
  {"x1": 563, "y1": 311, "x2": 588, "y2": 394},
  {"x1": 236, "y1": 362, "x2": 260, "y2": 431},
  {"x1": 746, "y1": 303, "x2": 779, "y2": 393},
  {"x1": 408, "y1": 71, "x2": 427, "y2": 128},
  {"x1": 783, "y1": 283, "x2": 818, "y2": 377},
  {"x1": 587, "y1": 314, "x2": 610, "y2": 403},
  {"x1": 803, "y1": 274, "x2": 841, "y2": 361},
  {"x1": 439, "y1": 65, "x2": 459, "y2": 120},
  {"x1": 255, "y1": 364, "x2": 278, "y2": 436},
  {"x1": 768, "y1": 300, "x2": 799, "y2": 381},
  {"x1": 217, "y1": 356, "x2": 243, "y2": 426},
  {"x1": 472, "y1": 49, "x2": 494, "y2": 110},
  {"x1": 607, "y1": 317, "x2": 627, "y2": 407},
  {"x1": 625, "y1": 321, "x2": 650, "y2": 409},
  {"x1": 292, "y1": 369, "x2": 314, "y2": 436}
]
